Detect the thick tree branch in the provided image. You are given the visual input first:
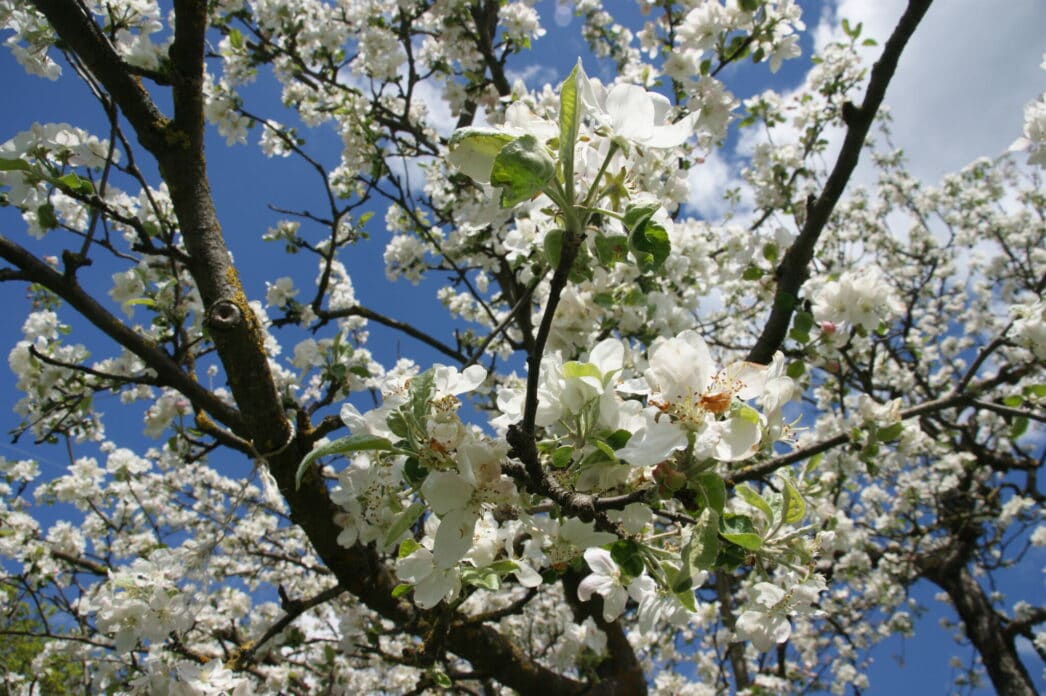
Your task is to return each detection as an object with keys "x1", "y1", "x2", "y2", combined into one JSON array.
[
  {"x1": 315, "y1": 304, "x2": 468, "y2": 364},
  {"x1": 921, "y1": 563, "x2": 1037, "y2": 696},
  {"x1": 0, "y1": 234, "x2": 244, "y2": 432},
  {"x1": 228, "y1": 584, "x2": 347, "y2": 670},
  {"x1": 747, "y1": 0, "x2": 934, "y2": 364},
  {"x1": 29, "y1": 0, "x2": 170, "y2": 151}
]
